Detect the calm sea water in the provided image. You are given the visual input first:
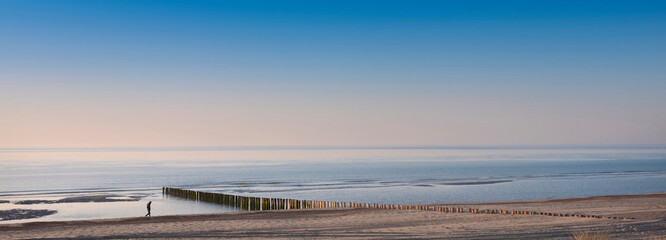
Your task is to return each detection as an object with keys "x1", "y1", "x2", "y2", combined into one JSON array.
[{"x1": 1, "y1": 146, "x2": 665, "y2": 223}]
